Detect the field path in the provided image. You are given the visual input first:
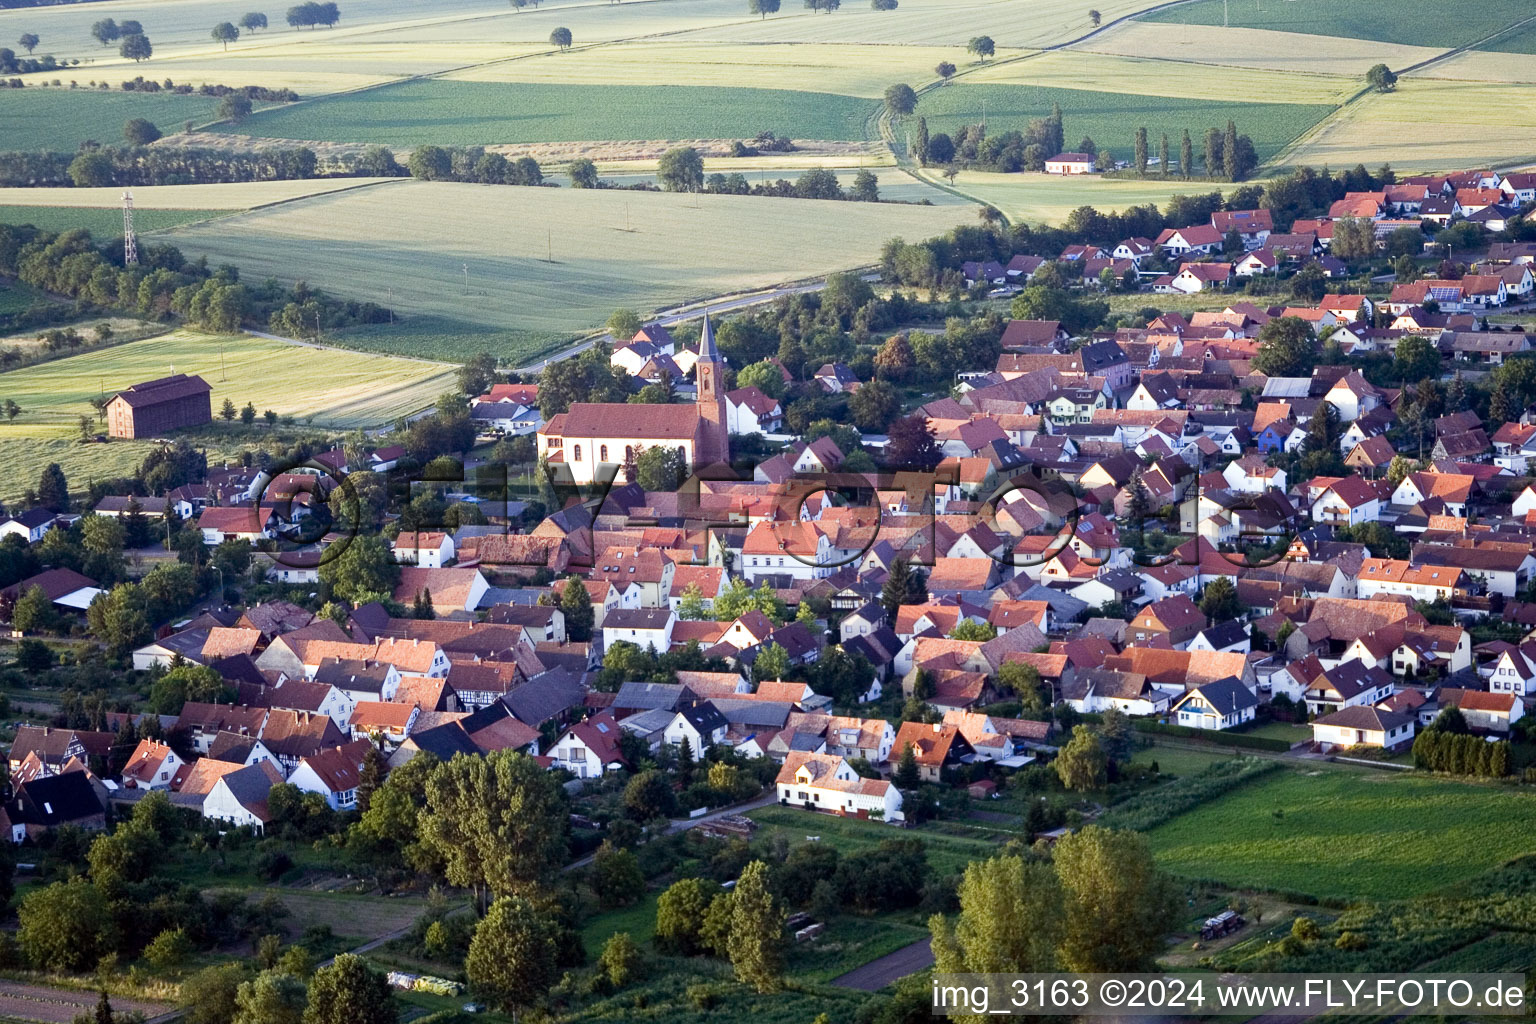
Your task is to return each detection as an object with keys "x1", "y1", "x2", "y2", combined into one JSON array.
[
  {"x1": 0, "y1": 983, "x2": 171, "y2": 1024},
  {"x1": 831, "y1": 938, "x2": 934, "y2": 991}
]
